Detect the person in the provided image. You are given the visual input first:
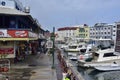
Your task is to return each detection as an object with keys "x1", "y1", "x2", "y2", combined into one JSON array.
[
  {"x1": 64, "y1": 77, "x2": 70, "y2": 80},
  {"x1": 65, "y1": 73, "x2": 71, "y2": 80},
  {"x1": 5, "y1": 76, "x2": 9, "y2": 80}
]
